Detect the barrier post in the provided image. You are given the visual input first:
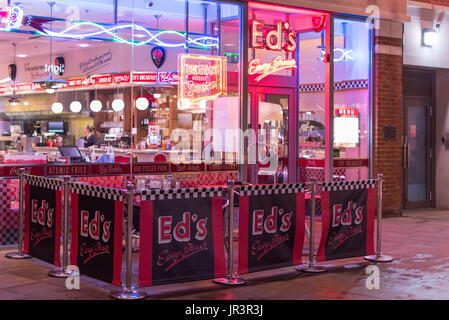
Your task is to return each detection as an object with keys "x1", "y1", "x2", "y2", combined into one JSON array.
[
  {"x1": 296, "y1": 177, "x2": 326, "y2": 272},
  {"x1": 364, "y1": 173, "x2": 393, "y2": 262},
  {"x1": 214, "y1": 180, "x2": 246, "y2": 286},
  {"x1": 49, "y1": 176, "x2": 72, "y2": 278},
  {"x1": 110, "y1": 183, "x2": 146, "y2": 300},
  {"x1": 5, "y1": 168, "x2": 31, "y2": 259}
]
